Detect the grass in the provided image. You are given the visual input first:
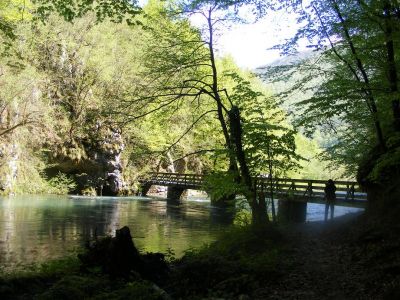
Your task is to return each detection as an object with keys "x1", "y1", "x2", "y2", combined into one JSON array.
[
  {"x1": 165, "y1": 224, "x2": 284, "y2": 299},
  {"x1": 0, "y1": 256, "x2": 163, "y2": 299}
]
